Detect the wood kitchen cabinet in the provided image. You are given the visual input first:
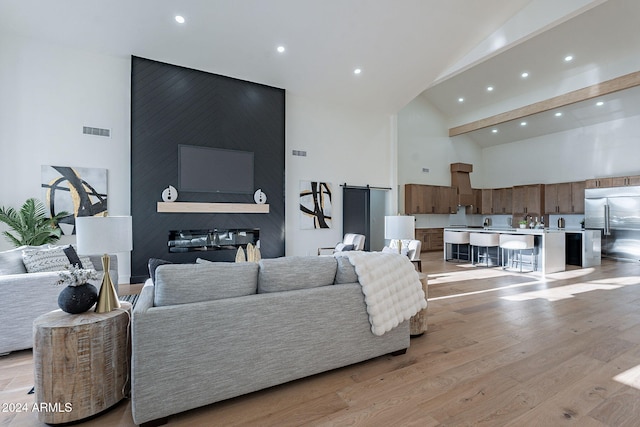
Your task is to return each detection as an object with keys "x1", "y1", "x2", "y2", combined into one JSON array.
[
  {"x1": 571, "y1": 181, "x2": 586, "y2": 213},
  {"x1": 466, "y1": 189, "x2": 482, "y2": 214},
  {"x1": 434, "y1": 186, "x2": 457, "y2": 214},
  {"x1": 546, "y1": 181, "x2": 585, "y2": 214},
  {"x1": 404, "y1": 184, "x2": 456, "y2": 214},
  {"x1": 492, "y1": 188, "x2": 512, "y2": 214},
  {"x1": 512, "y1": 184, "x2": 544, "y2": 216},
  {"x1": 481, "y1": 189, "x2": 493, "y2": 214},
  {"x1": 545, "y1": 182, "x2": 572, "y2": 213},
  {"x1": 586, "y1": 178, "x2": 613, "y2": 188},
  {"x1": 611, "y1": 175, "x2": 640, "y2": 186},
  {"x1": 405, "y1": 184, "x2": 431, "y2": 214},
  {"x1": 416, "y1": 228, "x2": 444, "y2": 252}
]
